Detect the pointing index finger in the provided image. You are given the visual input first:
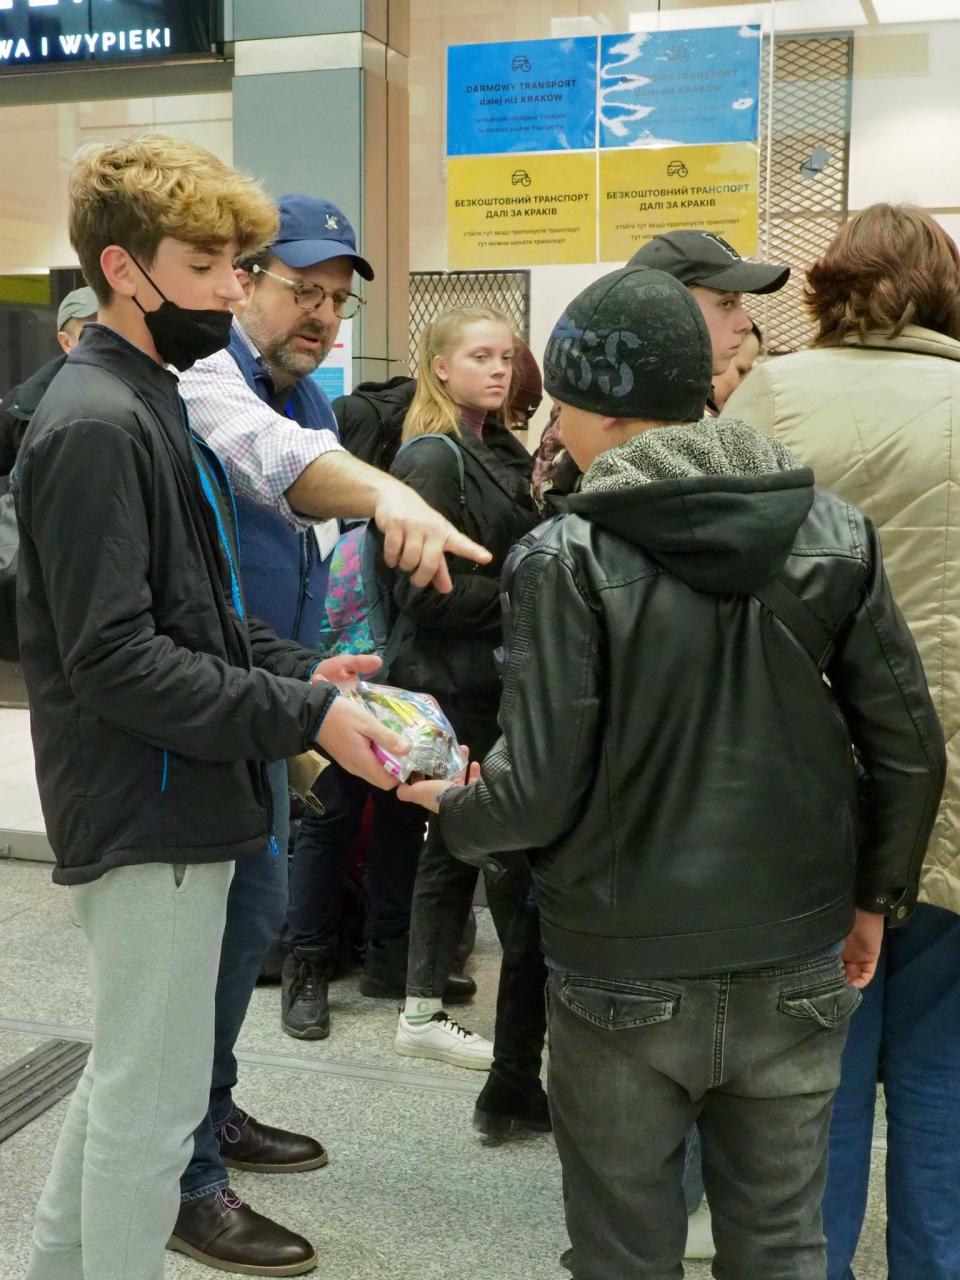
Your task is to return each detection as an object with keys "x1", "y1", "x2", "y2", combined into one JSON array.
[{"x1": 444, "y1": 529, "x2": 492, "y2": 565}]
